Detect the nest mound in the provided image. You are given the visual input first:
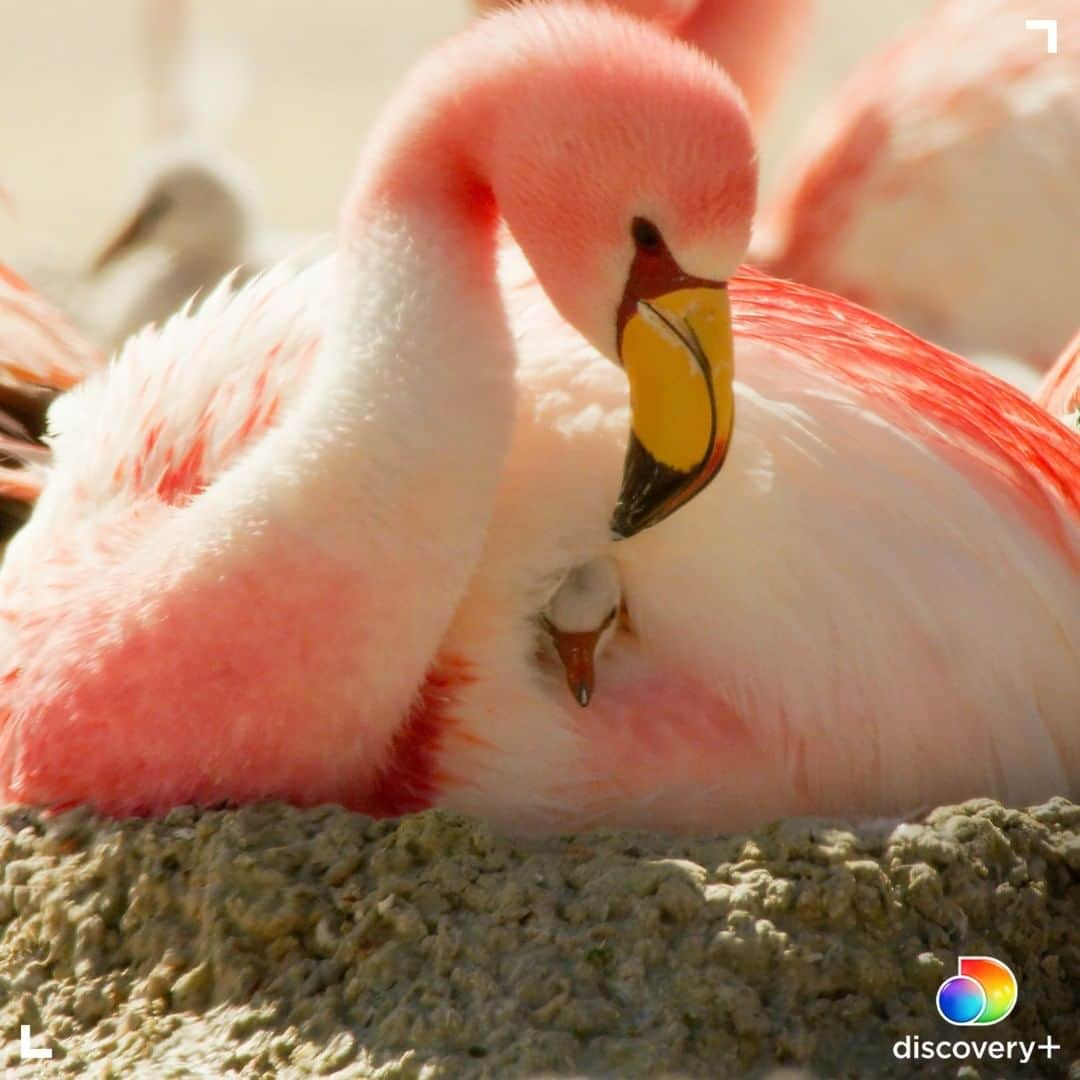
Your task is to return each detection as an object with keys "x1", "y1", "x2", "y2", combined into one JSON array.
[{"x1": 0, "y1": 797, "x2": 1076, "y2": 1077}]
